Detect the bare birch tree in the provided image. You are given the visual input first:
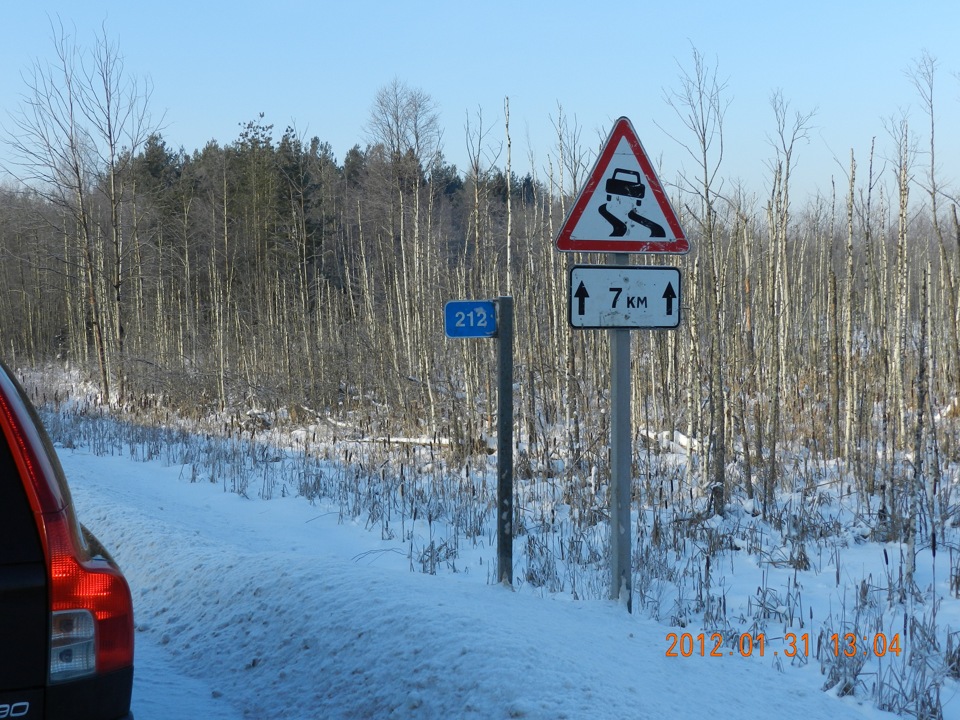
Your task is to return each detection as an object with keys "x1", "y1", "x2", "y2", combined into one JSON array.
[
  {"x1": 662, "y1": 46, "x2": 730, "y2": 514},
  {"x1": 3, "y1": 19, "x2": 154, "y2": 402},
  {"x1": 909, "y1": 51, "x2": 960, "y2": 391}
]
